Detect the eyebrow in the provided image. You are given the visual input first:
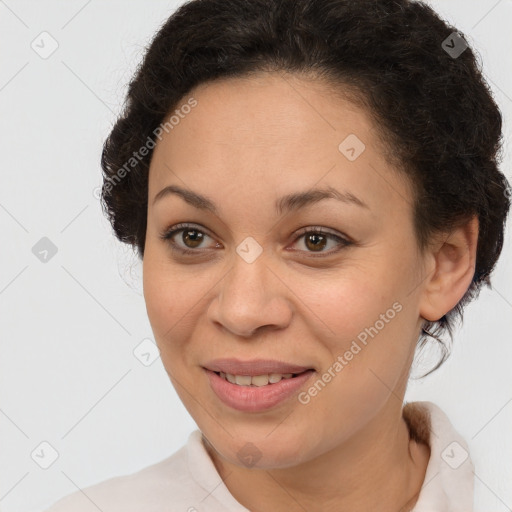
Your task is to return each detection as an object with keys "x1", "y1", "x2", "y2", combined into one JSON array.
[{"x1": 152, "y1": 184, "x2": 370, "y2": 215}]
